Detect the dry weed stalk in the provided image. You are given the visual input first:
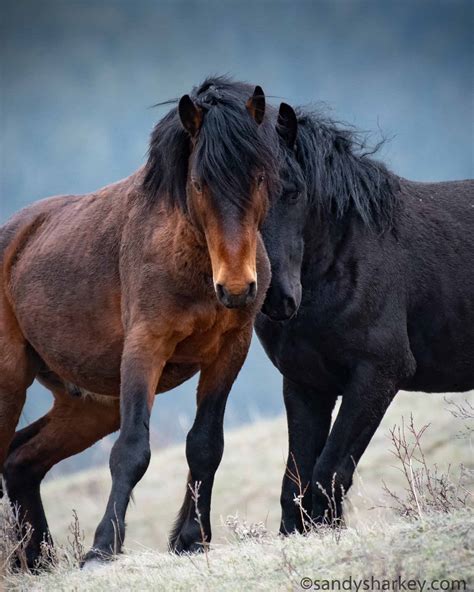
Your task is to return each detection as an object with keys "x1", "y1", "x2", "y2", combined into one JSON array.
[
  {"x1": 285, "y1": 452, "x2": 312, "y2": 534},
  {"x1": 224, "y1": 514, "x2": 267, "y2": 541},
  {"x1": 188, "y1": 481, "x2": 210, "y2": 570},
  {"x1": 286, "y1": 453, "x2": 346, "y2": 541},
  {"x1": 0, "y1": 497, "x2": 33, "y2": 574},
  {"x1": 445, "y1": 397, "x2": 474, "y2": 441},
  {"x1": 383, "y1": 414, "x2": 472, "y2": 518},
  {"x1": 0, "y1": 495, "x2": 90, "y2": 576},
  {"x1": 66, "y1": 509, "x2": 85, "y2": 567}
]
